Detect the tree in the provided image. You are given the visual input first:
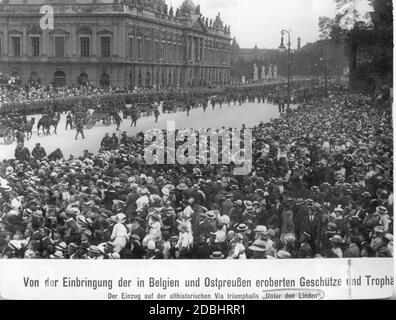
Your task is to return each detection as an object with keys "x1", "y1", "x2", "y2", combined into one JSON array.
[
  {"x1": 318, "y1": 0, "x2": 373, "y2": 41},
  {"x1": 318, "y1": 16, "x2": 333, "y2": 40}
]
